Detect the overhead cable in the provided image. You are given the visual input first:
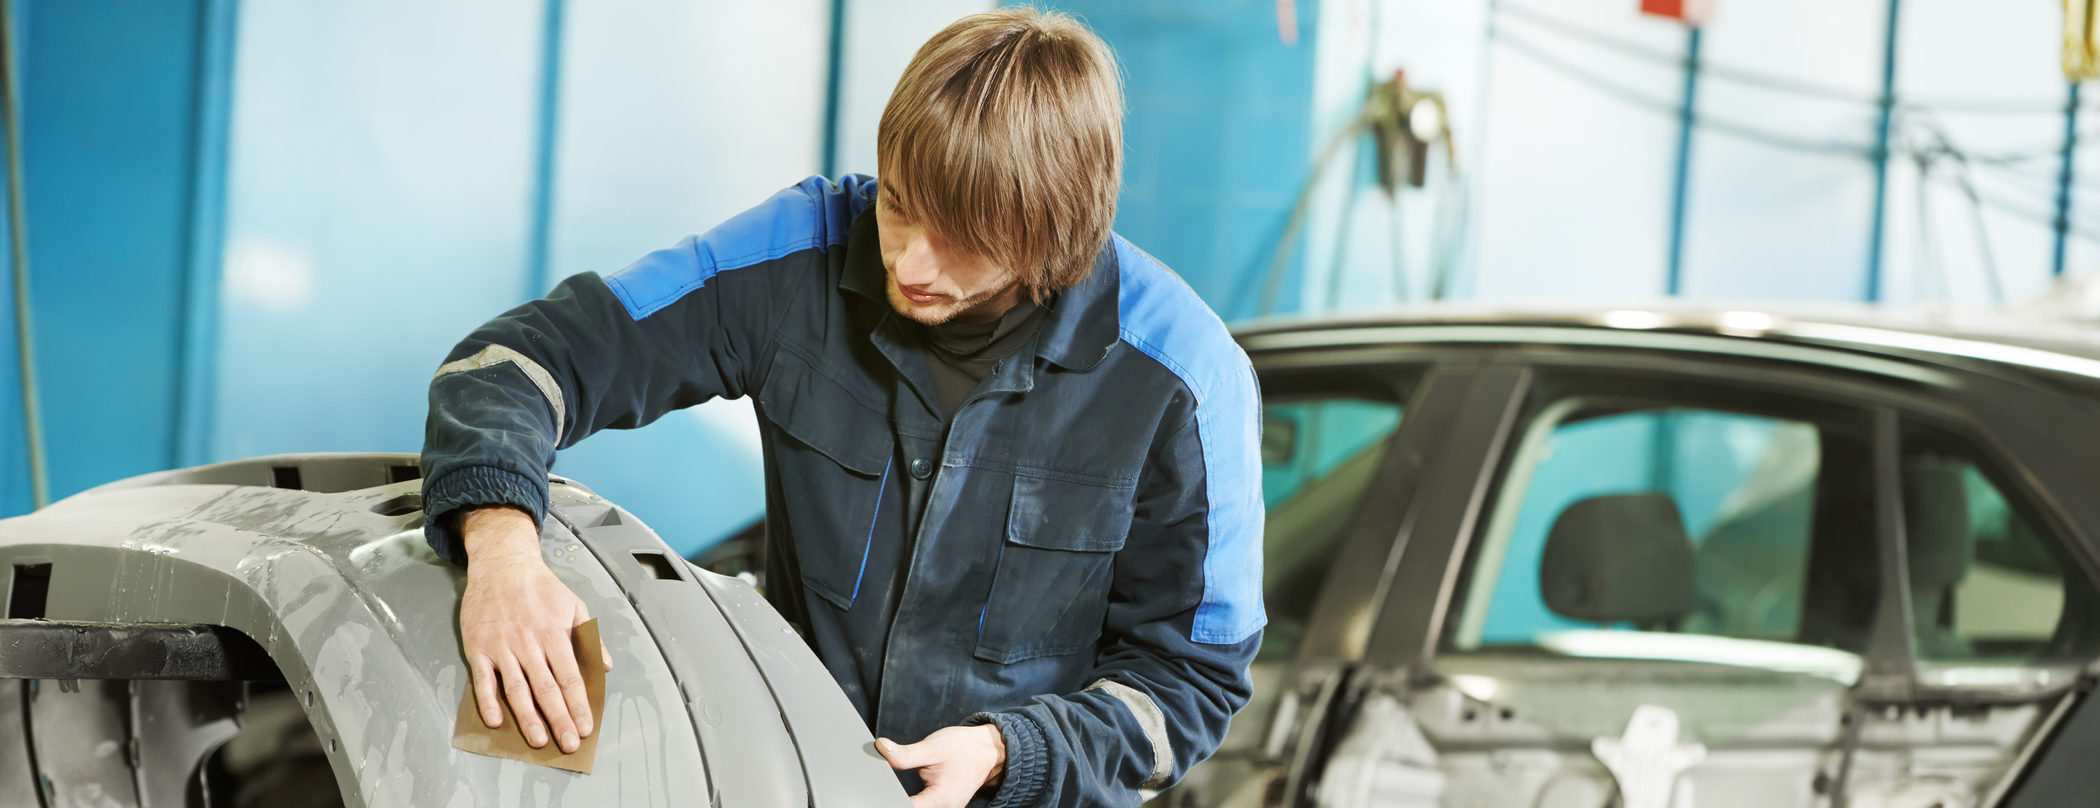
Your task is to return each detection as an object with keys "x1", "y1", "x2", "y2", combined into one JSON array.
[
  {"x1": 1921, "y1": 144, "x2": 2010, "y2": 304},
  {"x1": 1497, "y1": 25, "x2": 2100, "y2": 174},
  {"x1": 1912, "y1": 154, "x2": 1952, "y2": 302},
  {"x1": 1965, "y1": 156, "x2": 2100, "y2": 205},
  {"x1": 1926, "y1": 167, "x2": 2100, "y2": 243},
  {"x1": 1959, "y1": 133, "x2": 2100, "y2": 165},
  {"x1": 1955, "y1": 164, "x2": 2011, "y2": 305},
  {"x1": 1493, "y1": 26, "x2": 1878, "y2": 157},
  {"x1": 1912, "y1": 124, "x2": 2100, "y2": 241},
  {"x1": 1499, "y1": 2, "x2": 2086, "y2": 115},
  {"x1": 1944, "y1": 166, "x2": 2100, "y2": 239},
  {"x1": 1251, "y1": 118, "x2": 1368, "y2": 318}
]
